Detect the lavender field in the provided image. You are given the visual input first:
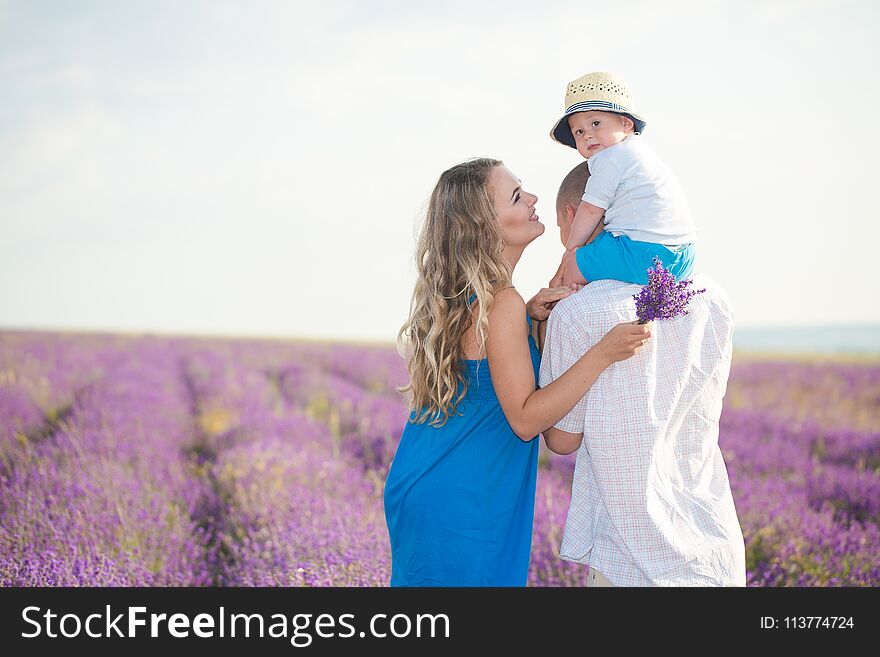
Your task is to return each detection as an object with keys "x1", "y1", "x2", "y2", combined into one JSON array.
[{"x1": 1, "y1": 331, "x2": 877, "y2": 587}]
